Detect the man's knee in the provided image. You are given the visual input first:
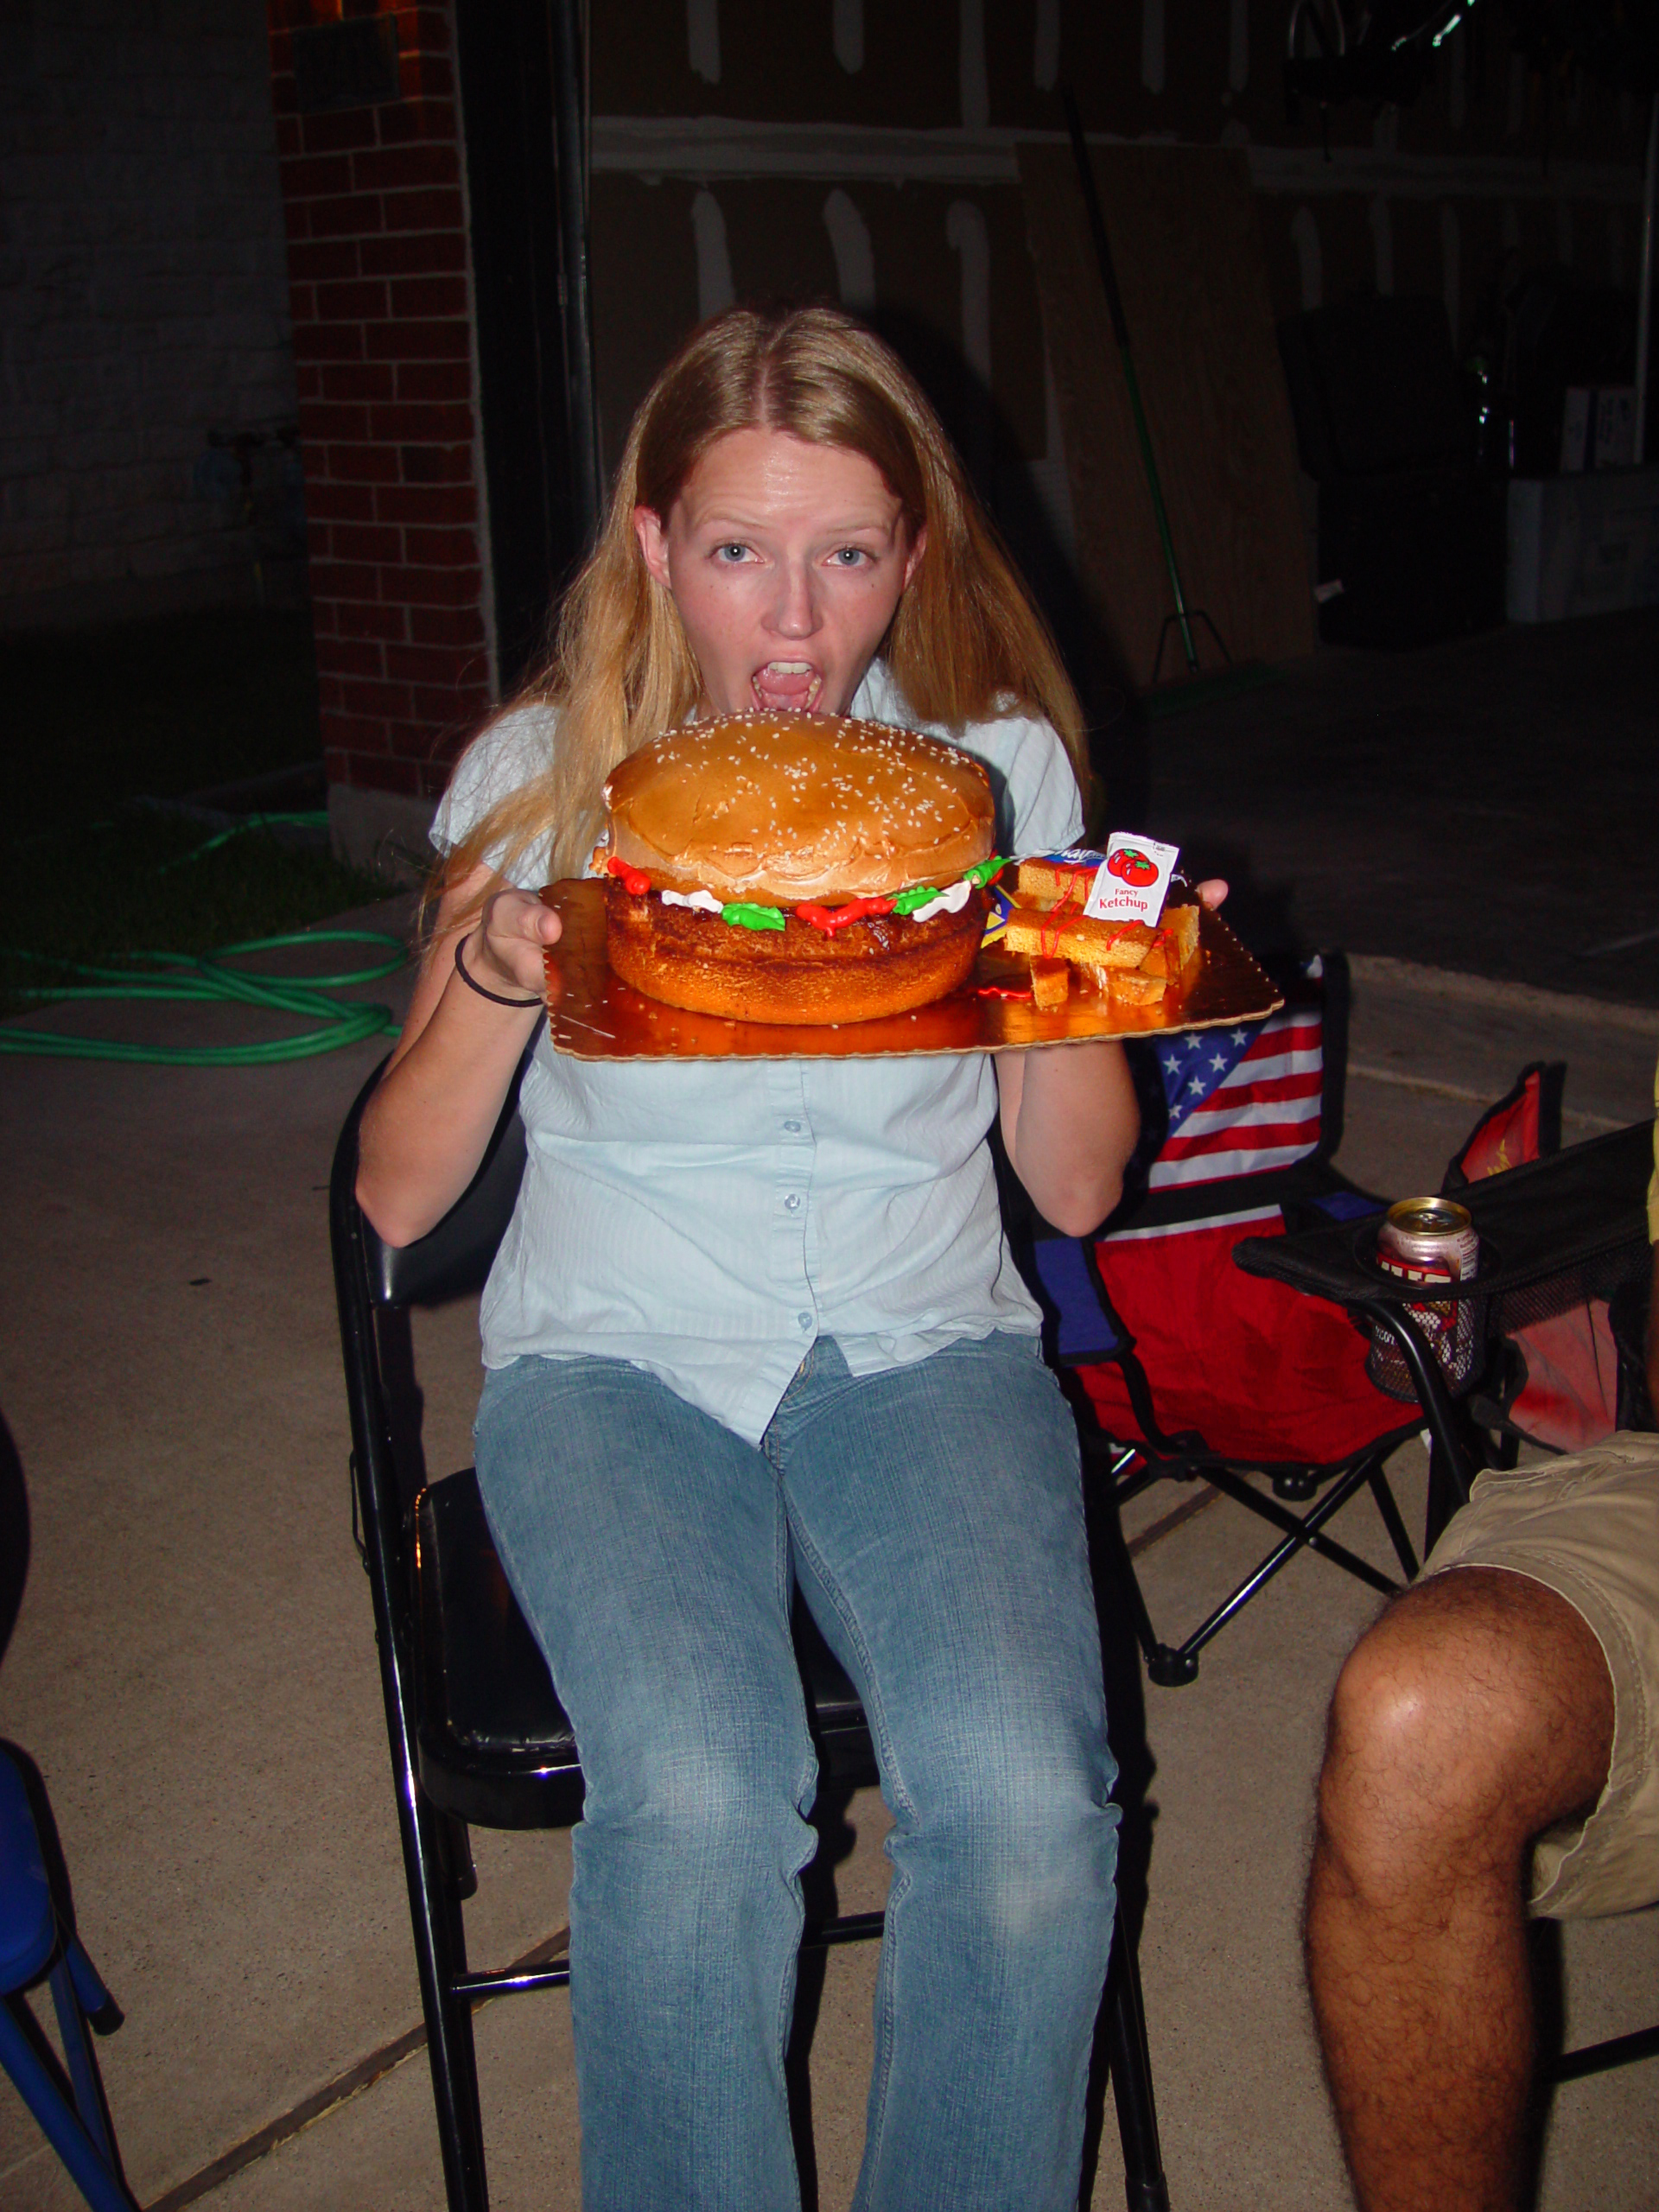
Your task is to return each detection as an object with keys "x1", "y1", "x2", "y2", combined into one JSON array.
[{"x1": 1315, "y1": 1569, "x2": 1612, "y2": 1897}]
